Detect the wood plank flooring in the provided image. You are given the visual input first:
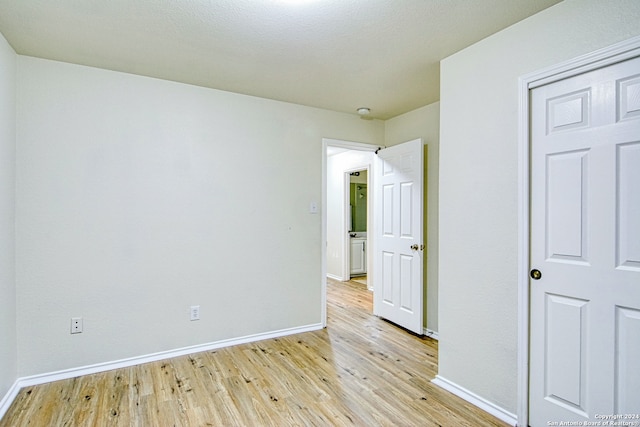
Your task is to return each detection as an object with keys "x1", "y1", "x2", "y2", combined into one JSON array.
[{"x1": 1, "y1": 278, "x2": 509, "y2": 426}]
